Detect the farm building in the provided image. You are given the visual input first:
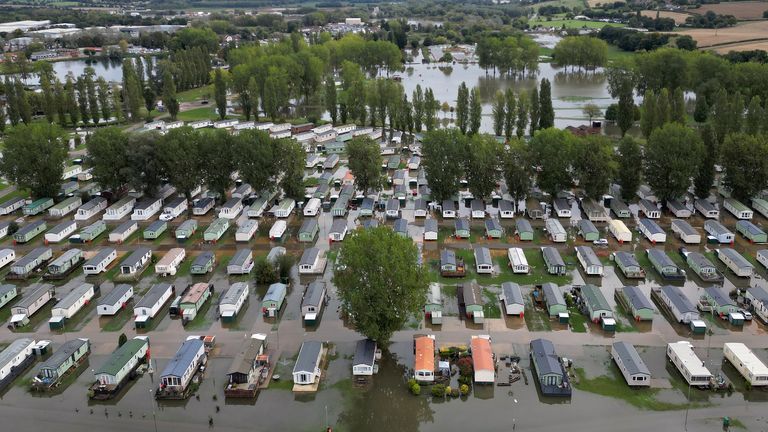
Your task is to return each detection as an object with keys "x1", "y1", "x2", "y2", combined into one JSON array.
[
  {"x1": 647, "y1": 248, "x2": 685, "y2": 280},
  {"x1": 704, "y1": 220, "x2": 734, "y2": 244},
  {"x1": 75, "y1": 197, "x2": 108, "y2": 221},
  {"x1": 470, "y1": 200, "x2": 486, "y2": 219},
  {"x1": 34, "y1": 338, "x2": 90, "y2": 388},
  {"x1": 666, "y1": 199, "x2": 691, "y2": 218},
  {"x1": 103, "y1": 196, "x2": 136, "y2": 221},
  {"x1": 575, "y1": 246, "x2": 603, "y2": 276},
  {"x1": 14, "y1": 220, "x2": 47, "y2": 244},
  {"x1": 83, "y1": 248, "x2": 117, "y2": 275},
  {"x1": 49, "y1": 196, "x2": 82, "y2": 218},
  {"x1": 0, "y1": 338, "x2": 36, "y2": 389},
  {"x1": 179, "y1": 283, "x2": 212, "y2": 321},
  {"x1": 671, "y1": 219, "x2": 701, "y2": 244},
  {"x1": 271, "y1": 199, "x2": 295, "y2": 218},
  {"x1": 159, "y1": 339, "x2": 206, "y2": 394},
  {"x1": 542, "y1": 247, "x2": 566, "y2": 275},
  {"x1": 724, "y1": 198, "x2": 753, "y2": 220},
  {"x1": 227, "y1": 249, "x2": 254, "y2": 275},
  {"x1": 353, "y1": 339, "x2": 378, "y2": 377},
  {"x1": 695, "y1": 199, "x2": 719, "y2": 219},
  {"x1": 45, "y1": 220, "x2": 77, "y2": 244},
  {"x1": 301, "y1": 281, "x2": 327, "y2": 324},
  {"x1": 160, "y1": 197, "x2": 187, "y2": 221},
  {"x1": 542, "y1": 283, "x2": 567, "y2": 317},
  {"x1": 474, "y1": 246, "x2": 493, "y2": 274},
  {"x1": 119, "y1": 247, "x2": 151, "y2": 276},
  {"x1": 638, "y1": 219, "x2": 666, "y2": 243},
  {"x1": 608, "y1": 219, "x2": 632, "y2": 243},
  {"x1": 414, "y1": 335, "x2": 436, "y2": 383},
  {"x1": 454, "y1": 218, "x2": 470, "y2": 239},
  {"x1": 462, "y1": 283, "x2": 484, "y2": 324},
  {"x1": 261, "y1": 283, "x2": 287, "y2": 317},
  {"x1": 9, "y1": 284, "x2": 52, "y2": 327},
  {"x1": 667, "y1": 341, "x2": 712, "y2": 388},
  {"x1": 686, "y1": 252, "x2": 721, "y2": 282},
  {"x1": 723, "y1": 343, "x2": 768, "y2": 387},
  {"x1": 440, "y1": 249, "x2": 465, "y2": 277},
  {"x1": 22, "y1": 198, "x2": 54, "y2": 216},
  {"x1": 704, "y1": 287, "x2": 738, "y2": 318},
  {"x1": 424, "y1": 219, "x2": 438, "y2": 241},
  {"x1": 0, "y1": 249, "x2": 13, "y2": 270},
  {"x1": 611, "y1": 341, "x2": 651, "y2": 387},
  {"x1": 234, "y1": 220, "x2": 258, "y2": 242},
  {"x1": 130, "y1": 198, "x2": 162, "y2": 221},
  {"x1": 97, "y1": 284, "x2": 133, "y2": 316},
  {"x1": 204, "y1": 218, "x2": 230, "y2": 243},
  {"x1": 190, "y1": 251, "x2": 215, "y2": 275},
  {"x1": 500, "y1": 282, "x2": 524, "y2": 316},
  {"x1": 529, "y1": 338, "x2": 571, "y2": 396},
  {"x1": 155, "y1": 248, "x2": 186, "y2": 276},
  {"x1": 613, "y1": 251, "x2": 644, "y2": 279},
  {"x1": 545, "y1": 218, "x2": 567, "y2": 243},
  {"x1": 619, "y1": 286, "x2": 655, "y2": 321},
  {"x1": 610, "y1": 198, "x2": 631, "y2": 218},
  {"x1": 498, "y1": 200, "x2": 515, "y2": 219},
  {"x1": 143, "y1": 220, "x2": 167, "y2": 240},
  {"x1": 76, "y1": 220, "x2": 107, "y2": 243},
  {"x1": 0, "y1": 197, "x2": 25, "y2": 215},
  {"x1": 49, "y1": 283, "x2": 95, "y2": 329},
  {"x1": 298, "y1": 218, "x2": 319, "y2": 243},
  {"x1": 717, "y1": 248, "x2": 753, "y2": 277},
  {"x1": 92, "y1": 337, "x2": 149, "y2": 397},
  {"x1": 507, "y1": 247, "x2": 529, "y2": 274},
  {"x1": 219, "y1": 282, "x2": 249, "y2": 323},
  {"x1": 639, "y1": 199, "x2": 660, "y2": 219},
  {"x1": 9, "y1": 247, "x2": 52, "y2": 278},
  {"x1": 553, "y1": 198, "x2": 571, "y2": 218},
  {"x1": 133, "y1": 283, "x2": 174, "y2": 327},
  {"x1": 746, "y1": 286, "x2": 768, "y2": 323},
  {"x1": 46, "y1": 248, "x2": 83, "y2": 277},
  {"x1": 175, "y1": 219, "x2": 198, "y2": 241},
  {"x1": 218, "y1": 198, "x2": 244, "y2": 220},
  {"x1": 527, "y1": 198, "x2": 544, "y2": 219},
  {"x1": 578, "y1": 219, "x2": 599, "y2": 242},
  {"x1": 580, "y1": 284, "x2": 612, "y2": 322},
  {"x1": 659, "y1": 285, "x2": 699, "y2": 324},
  {"x1": 484, "y1": 219, "x2": 503, "y2": 239},
  {"x1": 471, "y1": 336, "x2": 495, "y2": 384},
  {"x1": 299, "y1": 247, "x2": 326, "y2": 275},
  {"x1": 293, "y1": 341, "x2": 324, "y2": 386},
  {"x1": 582, "y1": 198, "x2": 608, "y2": 222},
  {"x1": 269, "y1": 220, "x2": 287, "y2": 240},
  {"x1": 0, "y1": 284, "x2": 18, "y2": 309},
  {"x1": 736, "y1": 220, "x2": 767, "y2": 243},
  {"x1": 192, "y1": 197, "x2": 215, "y2": 216},
  {"x1": 109, "y1": 220, "x2": 138, "y2": 243},
  {"x1": 515, "y1": 219, "x2": 533, "y2": 241},
  {"x1": 441, "y1": 200, "x2": 456, "y2": 218}
]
